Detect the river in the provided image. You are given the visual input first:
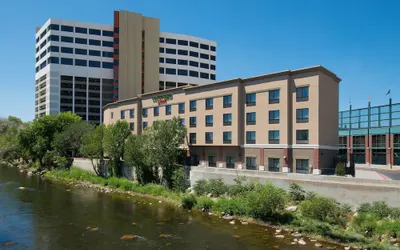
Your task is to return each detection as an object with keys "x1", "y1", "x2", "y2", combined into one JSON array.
[{"x1": 0, "y1": 165, "x2": 331, "y2": 249}]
